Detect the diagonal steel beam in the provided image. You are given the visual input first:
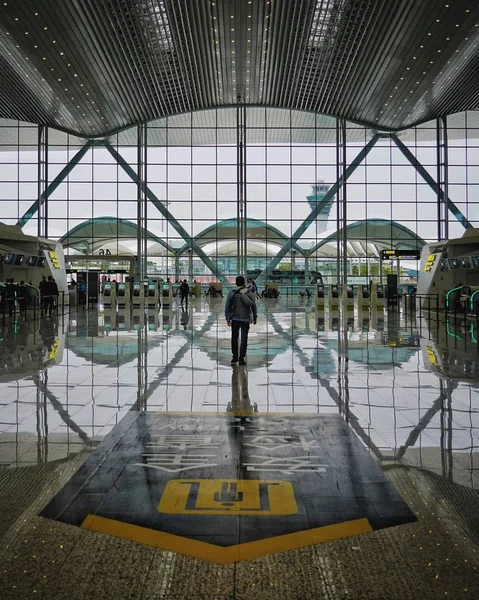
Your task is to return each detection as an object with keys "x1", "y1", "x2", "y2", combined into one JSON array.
[
  {"x1": 17, "y1": 140, "x2": 94, "y2": 229},
  {"x1": 391, "y1": 134, "x2": 473, "y2": 230},
  {"x1": 103, "y1": 142, "x2": 230, "y2": 288},
  {"x1": 255, "y1": 134, "x2": 381, "y2": 286}
]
